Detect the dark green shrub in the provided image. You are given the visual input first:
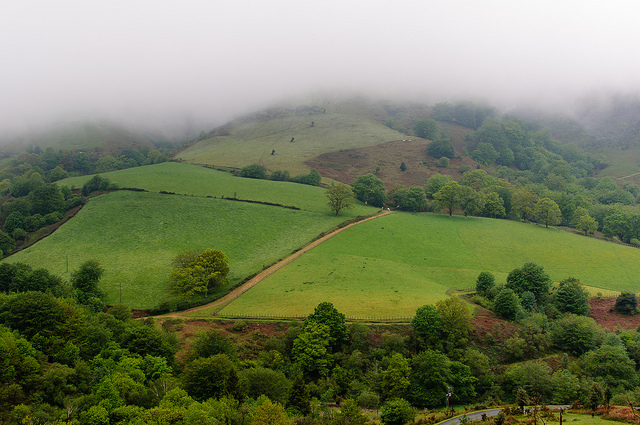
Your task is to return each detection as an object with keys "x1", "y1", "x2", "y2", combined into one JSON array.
[
  {"x1": 240, "y1": 164, "x2": 267, "y2": 179},
  {"x1": 615, "y1": 291, "x2": 639, "y2": 315}
]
